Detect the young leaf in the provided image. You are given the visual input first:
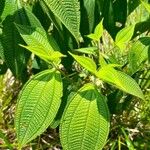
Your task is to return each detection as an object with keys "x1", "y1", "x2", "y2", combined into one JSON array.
[
  {"x1": 96, "y1": 66, "x2": 144, "y2": 99},
  {"x1": 1, "y1": 6, "x2": 44, "y2": 80},
  {"x1": 115, "y1": 25, "x2": 135, "y2": 49},
  {"x1": 69, "y1": 52, "x2": 97, "y2": 74},
  {"x1": 1, "y1": 16, "x2": 29, "y2": 79},
  {"x1": 15, "y1": 69, "x2": 63, "y2": 148},
  {"x1": 43, "y1": 0, "x2": 80, "y2": 41},
  {"x1": 87, "y1": 19, "x2": 103, "y2": 41},
  {"x1": 99, "y1": 52, "x2": 108, "y2": 67},
  {"x1": 60, "y1": 83, "x2": 110, "y2": 150}
]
